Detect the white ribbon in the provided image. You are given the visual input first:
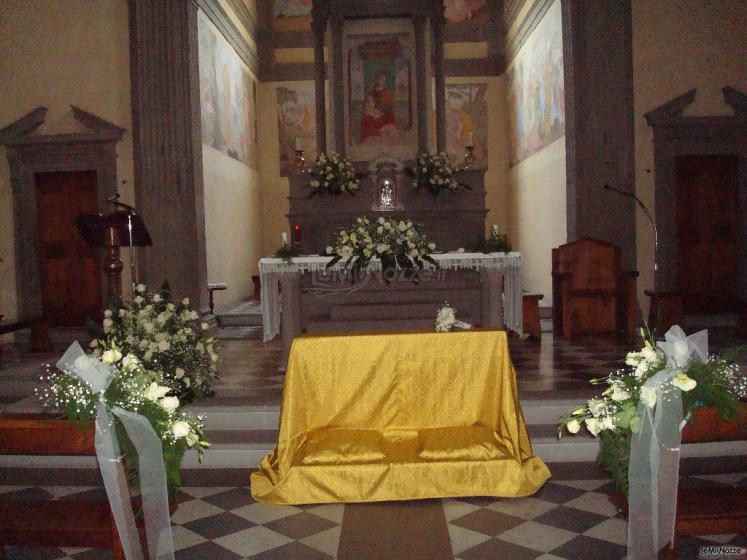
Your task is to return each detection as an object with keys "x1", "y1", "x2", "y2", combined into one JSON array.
[
  {"x1": 57, "y1": 342, "x2": 175, "y2": 560},
  {"x1": 627, "y1": 326, "x2": 707, "y2": 559}
]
